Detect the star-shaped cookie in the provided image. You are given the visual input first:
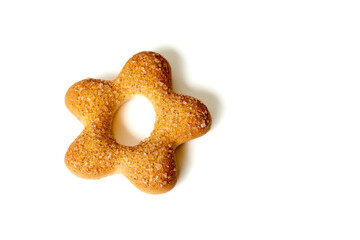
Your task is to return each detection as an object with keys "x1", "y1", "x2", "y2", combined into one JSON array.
[{"x1": 65, "y1": 51, "x2": 211, "y2": 194}]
